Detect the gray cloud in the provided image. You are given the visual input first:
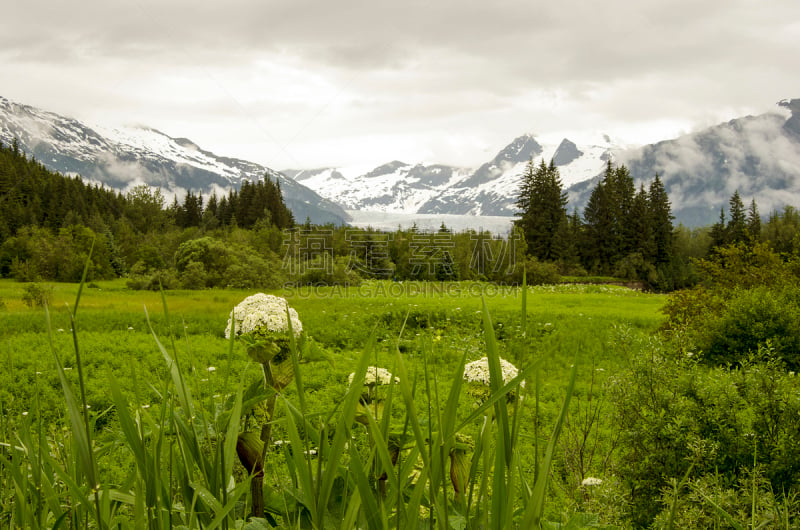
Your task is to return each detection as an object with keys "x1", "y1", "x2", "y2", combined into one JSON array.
[{"x1": 2, "y1": 0, "x2": 798, "y2": 168}]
